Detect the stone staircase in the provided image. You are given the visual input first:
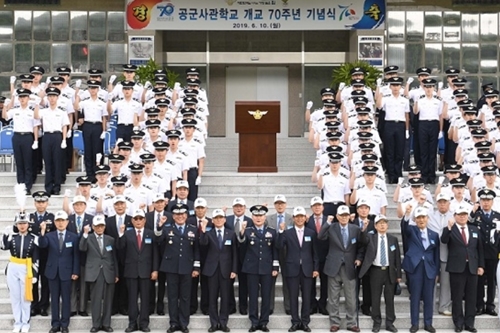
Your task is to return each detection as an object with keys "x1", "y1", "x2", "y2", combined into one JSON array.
[{"x1": 0, "y1": 137, "x2": 497, "y2": 332}]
